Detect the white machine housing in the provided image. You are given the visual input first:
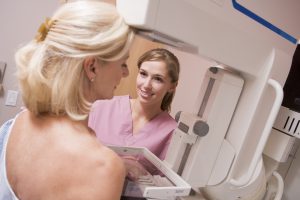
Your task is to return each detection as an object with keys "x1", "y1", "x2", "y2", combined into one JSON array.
[
  {"x1": 165, "y1": 67, "x2": 244, "y2": 188},
  {"x1": 116, "y1": 0, "x2": 300, "y2": 199}
]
